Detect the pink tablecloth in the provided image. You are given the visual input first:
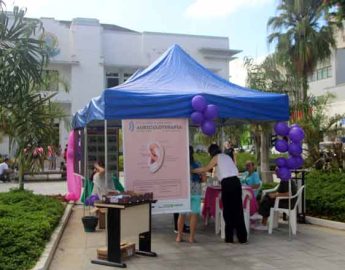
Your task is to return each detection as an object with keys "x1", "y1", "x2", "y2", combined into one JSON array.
[{"x1": 202, "y1": 185, "x2": 258, "y2": 220}]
